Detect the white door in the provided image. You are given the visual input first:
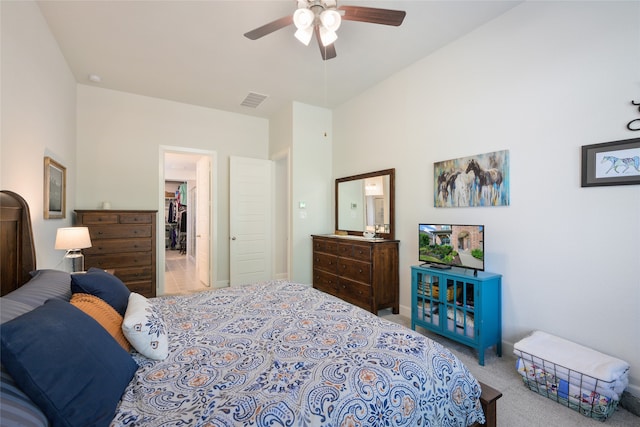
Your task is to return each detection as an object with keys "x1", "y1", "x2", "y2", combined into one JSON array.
[
  {"x1": 229, "y1": 156, "x2": 273, "y2": 285},
  {"x1": 196, "y1": 157, "x2": 210, "y2": 286}
]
